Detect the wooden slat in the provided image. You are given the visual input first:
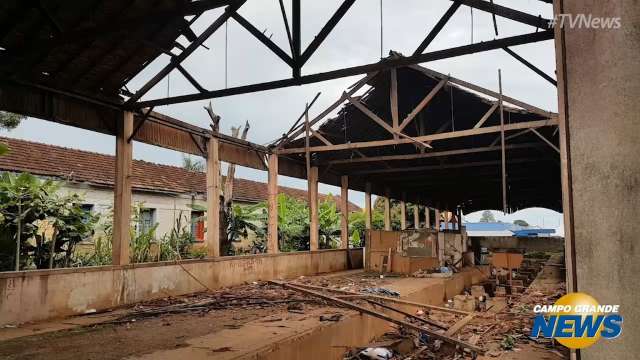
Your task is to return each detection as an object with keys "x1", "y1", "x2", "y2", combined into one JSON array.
[
  {"x1": 277, "y1": 119, "x2": 558, "y2": 154},
  {"x1": 473, "y1": 103, "x2": 498, "y2": 129},
  {"x1": 390, "y1": 68, "x2": 399, "y2": 140},
  {"x1": 531, "y1": 128, "x2": 560, "y2": 153},
  {"x1": 445, "y1": 313, "x2": 476, "y2": 336},
  {"x1": 398, "y1": 79, "x2": 446, "y2": 131}
]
